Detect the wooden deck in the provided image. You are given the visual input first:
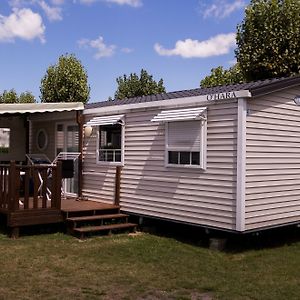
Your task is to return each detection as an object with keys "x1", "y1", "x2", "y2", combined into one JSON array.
[
  {"x1": 0, "y1": 197, "x2": 118, "y2": 221},
  {"x1": 0, "y1": 162, "x2": 125, "y2": 237},
  {"x1": 61, "y1": 198, "x2": 119, "y2": 213},
  {"x1": 0, "y1": 197, "x2": 119, "y2": 237},
  {"x1": 0, "y1": 197, "x2": 118, "y2": 213}
]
